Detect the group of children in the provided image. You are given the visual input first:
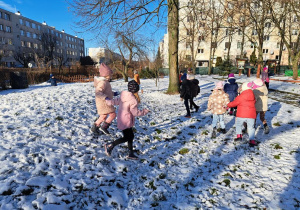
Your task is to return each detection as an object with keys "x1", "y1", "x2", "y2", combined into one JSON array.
[
  {"x1": 207, "y1": 73, "x2": 269, "y2": 147},
  {"x1": 91, "y1": 63, "x2": 149, "y2": 160},
  {"x1": 92, "y1": 63, "x2": 270, "y2": 161}
]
